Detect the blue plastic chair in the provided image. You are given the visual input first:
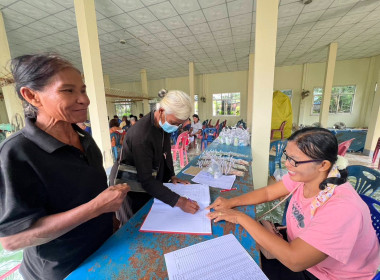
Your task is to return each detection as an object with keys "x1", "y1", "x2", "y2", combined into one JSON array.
[
  {"x1": 347, "y1": 165, "x2": 380, "y2": 197},
  {"x1": 373, "y1": 272, "x2": 380, "y2": 280},
  {"x1": 110, "y1": 132, "x2": 124, "y2": 162},
  {"x1": 170, "y1": 129, "x2": 180, "y2": 145},
  {"x1": 360, "y1": 194, "x2": 380, "y2": 243},
  {"x1": 269, "y1": 140, "x2": 287, "y2": 176},
  {"x1": 201, "y1": 127, "x2": 217, "y2": 150}
]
